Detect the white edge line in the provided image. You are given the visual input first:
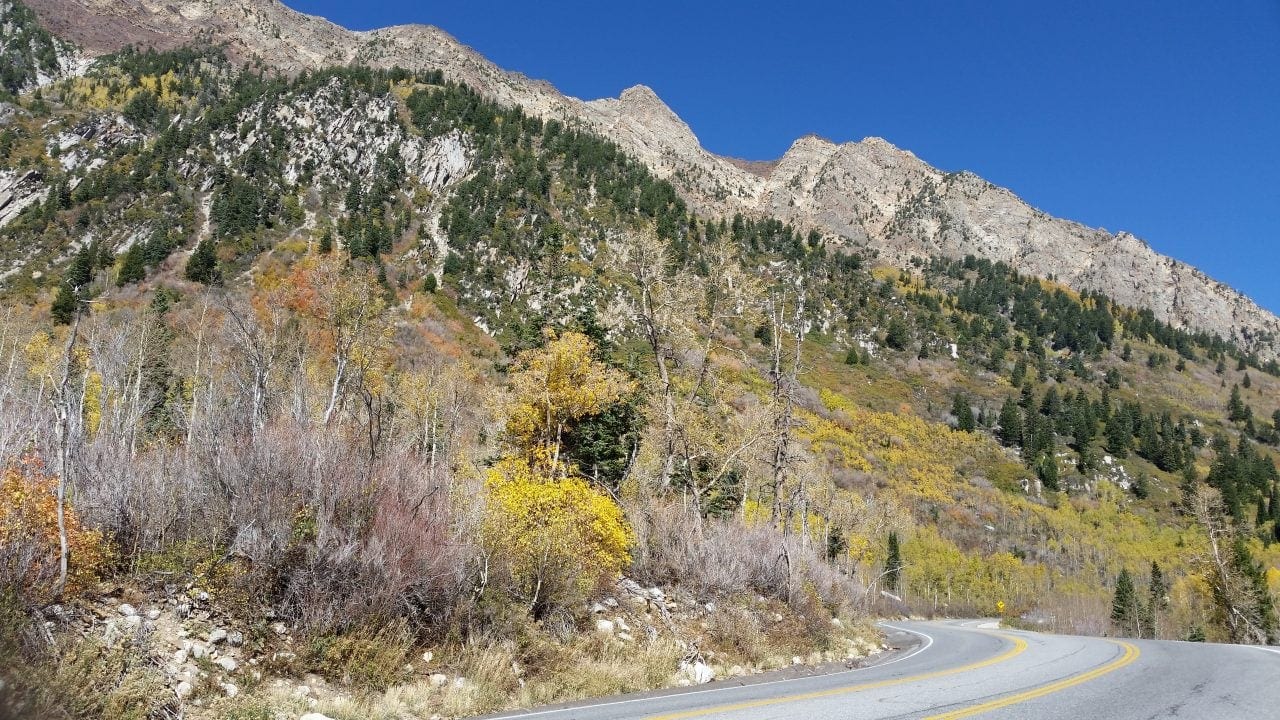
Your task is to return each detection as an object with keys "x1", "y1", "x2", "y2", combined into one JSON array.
[
  {"x1": 485, "y1": 623, "x2": 938, "y2": 719},
  {"x1": 1252, "y1": 646, "x2": 1280, "y2": 655}
]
